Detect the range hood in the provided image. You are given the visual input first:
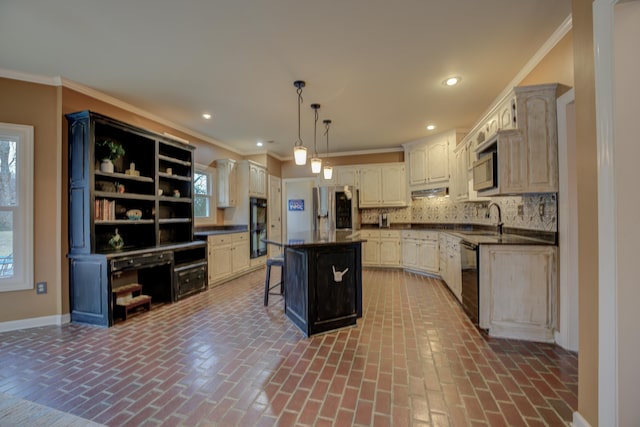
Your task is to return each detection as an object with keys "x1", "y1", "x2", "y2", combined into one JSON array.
[{"x1": 411, "y1": 187, "x2": 449, "y2": 199}]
